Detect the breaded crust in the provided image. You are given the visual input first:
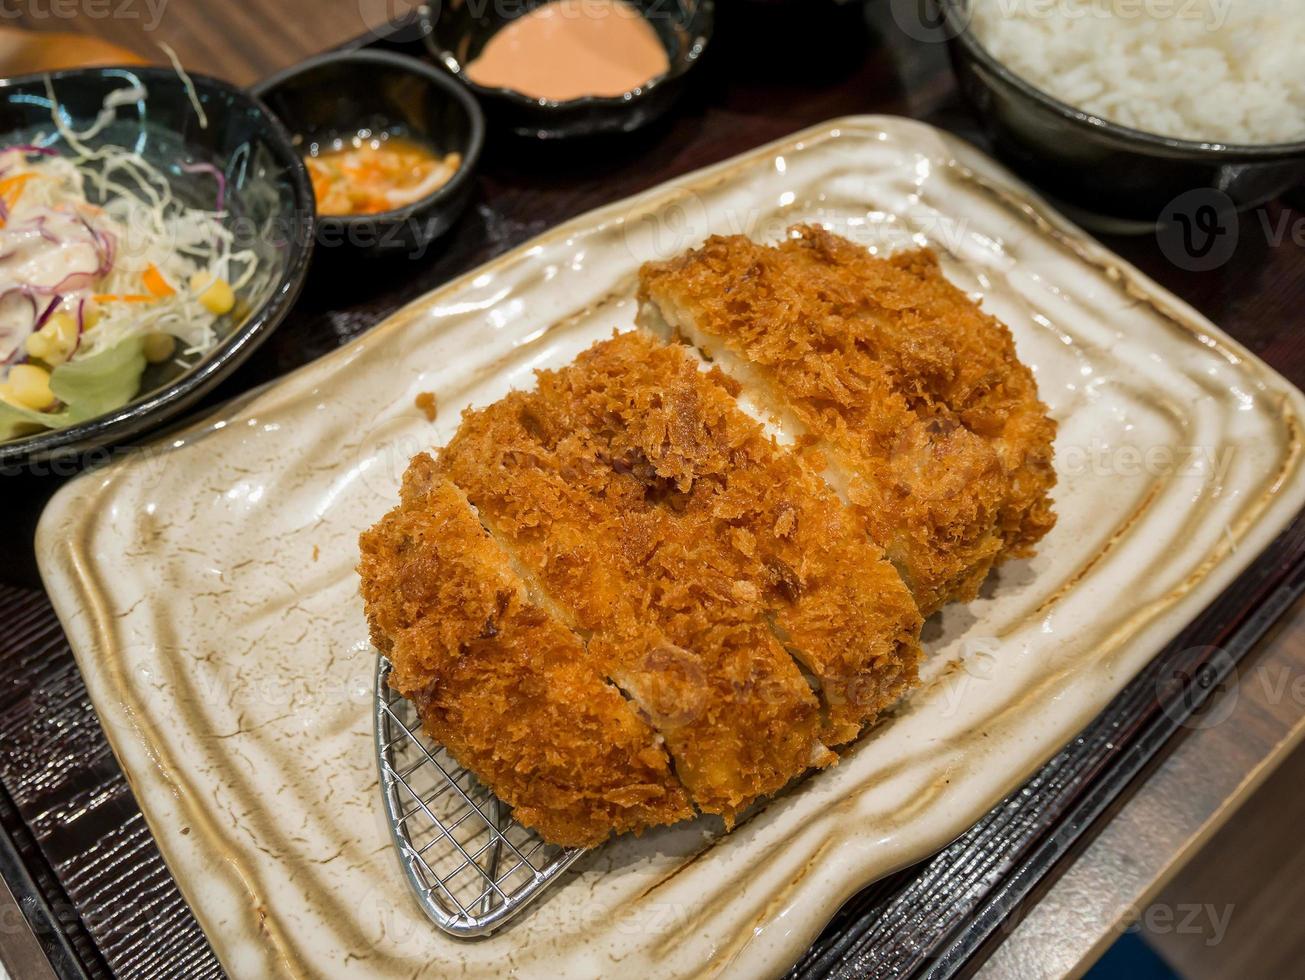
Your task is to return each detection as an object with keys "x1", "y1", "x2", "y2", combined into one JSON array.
[
  {"x1": 438, "y1": 390, "x2": 830, "y2": 822},
  {"x1": 535, "y1": 331, "x2": 923, "y2": 746},
  {"x1": 439, "y1": 333, "x2": 922, "y2": 811},
  {"x1": 357, "y1": 457, "x2": 693, "y2": 847},
  {"x1": 638, "y1": 226, "x2": 1058, "y2": 614}
]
